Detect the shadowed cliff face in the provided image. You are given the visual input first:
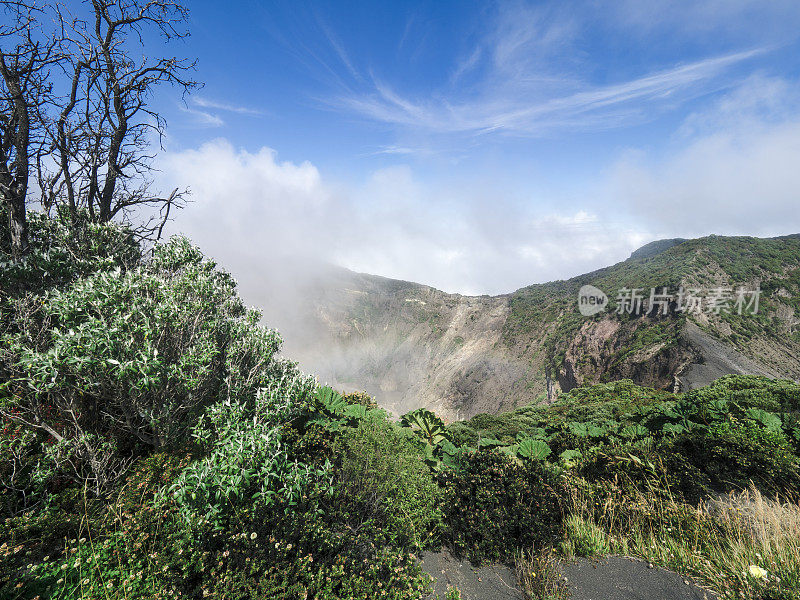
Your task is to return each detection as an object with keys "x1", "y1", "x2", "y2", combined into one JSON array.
[{"x1": 250, "y1": 235, "x2": 800, "y2": 420}]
